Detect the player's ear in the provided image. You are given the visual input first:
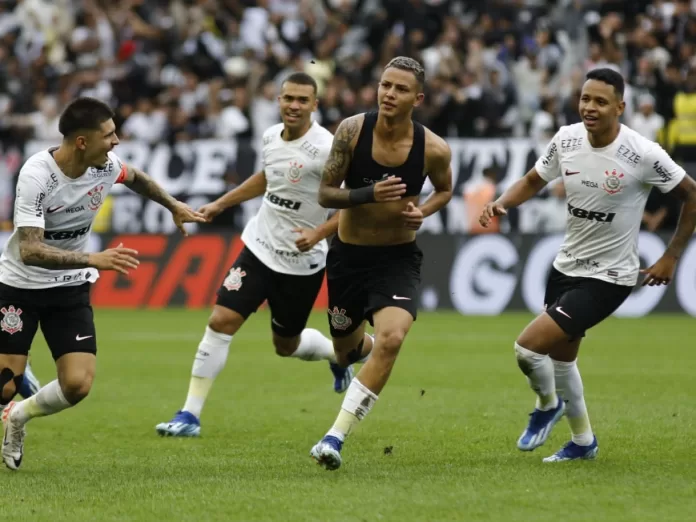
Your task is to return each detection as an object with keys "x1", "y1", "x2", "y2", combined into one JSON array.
[
  {"x1": 75, "y1": 135, "x2": 87, "y2": 151},
  {"x1": 414, "y1": 92, "x2": 425, "y2": 108},
  {"x1": 616, "y1": 99, "x2": 626, "y2": 118}
]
